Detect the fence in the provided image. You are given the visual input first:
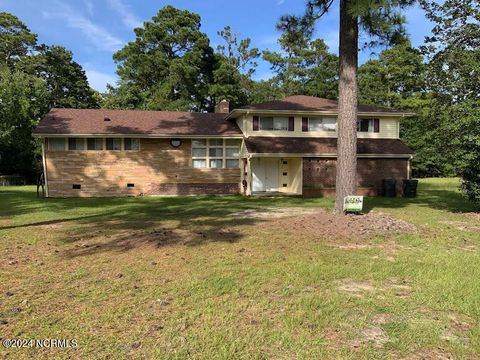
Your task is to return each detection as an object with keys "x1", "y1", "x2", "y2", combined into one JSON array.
[{"x1": 0, "y1": 175, "x2": 27, "y2": 186}]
